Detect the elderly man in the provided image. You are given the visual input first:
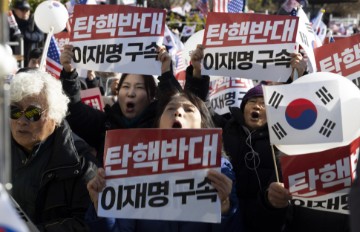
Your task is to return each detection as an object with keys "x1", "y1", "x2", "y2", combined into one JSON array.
[{"x1": 10, "y1": 70, "x2": 97, "y2": 231}]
